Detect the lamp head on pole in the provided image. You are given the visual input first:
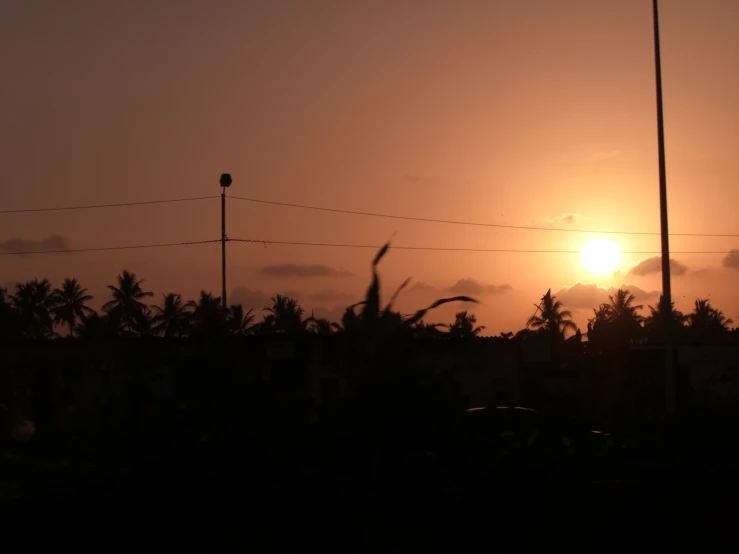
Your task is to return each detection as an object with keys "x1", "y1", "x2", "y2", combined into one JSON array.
[{"x1": 219, "y1": 173, "x2": 232, "y2": 188}]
